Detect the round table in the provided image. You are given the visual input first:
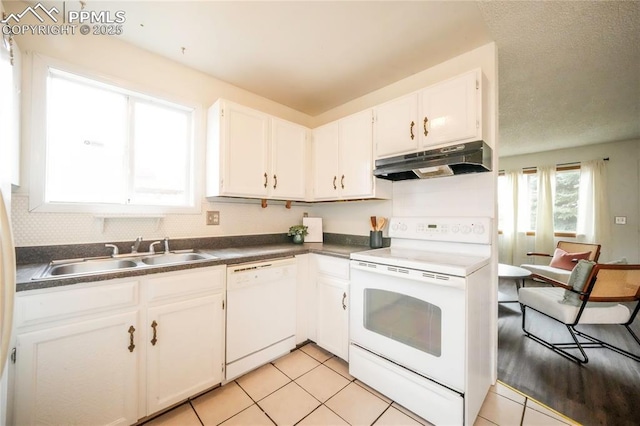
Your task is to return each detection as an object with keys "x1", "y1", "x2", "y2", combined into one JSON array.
[{"x1": 498, "y1": 263, "x2": 532, "y2": 304}]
